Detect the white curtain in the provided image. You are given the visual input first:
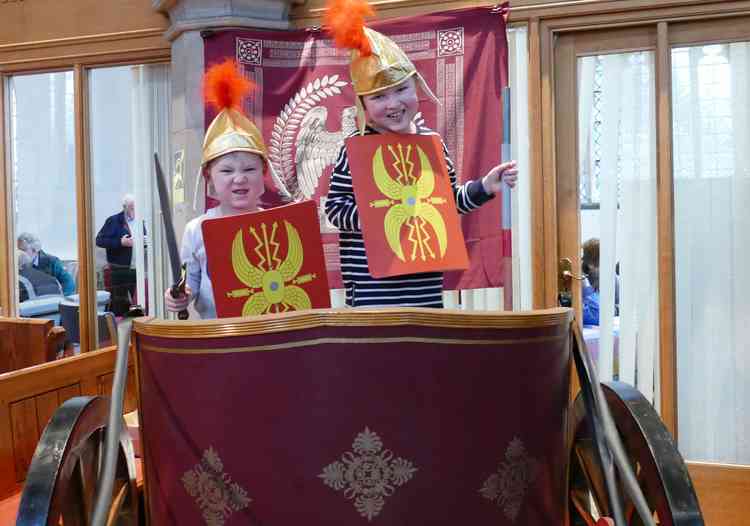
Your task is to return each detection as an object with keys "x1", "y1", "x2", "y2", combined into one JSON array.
[
  {"x1": 131, "y1": 64, "x2": 171, "y2": 319},
  {"x1": 578, "y1": 53, "x2": 660, "y2": 400},
  {"x1": 673, "y1": 43, "x2": 750, "y2": 464},
  {"x1": 9, "y1": 72, "x2": 77, "y2": 262},
  {"x1": 509, "y1": 26, "x2": 532, "y2": 311}
]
